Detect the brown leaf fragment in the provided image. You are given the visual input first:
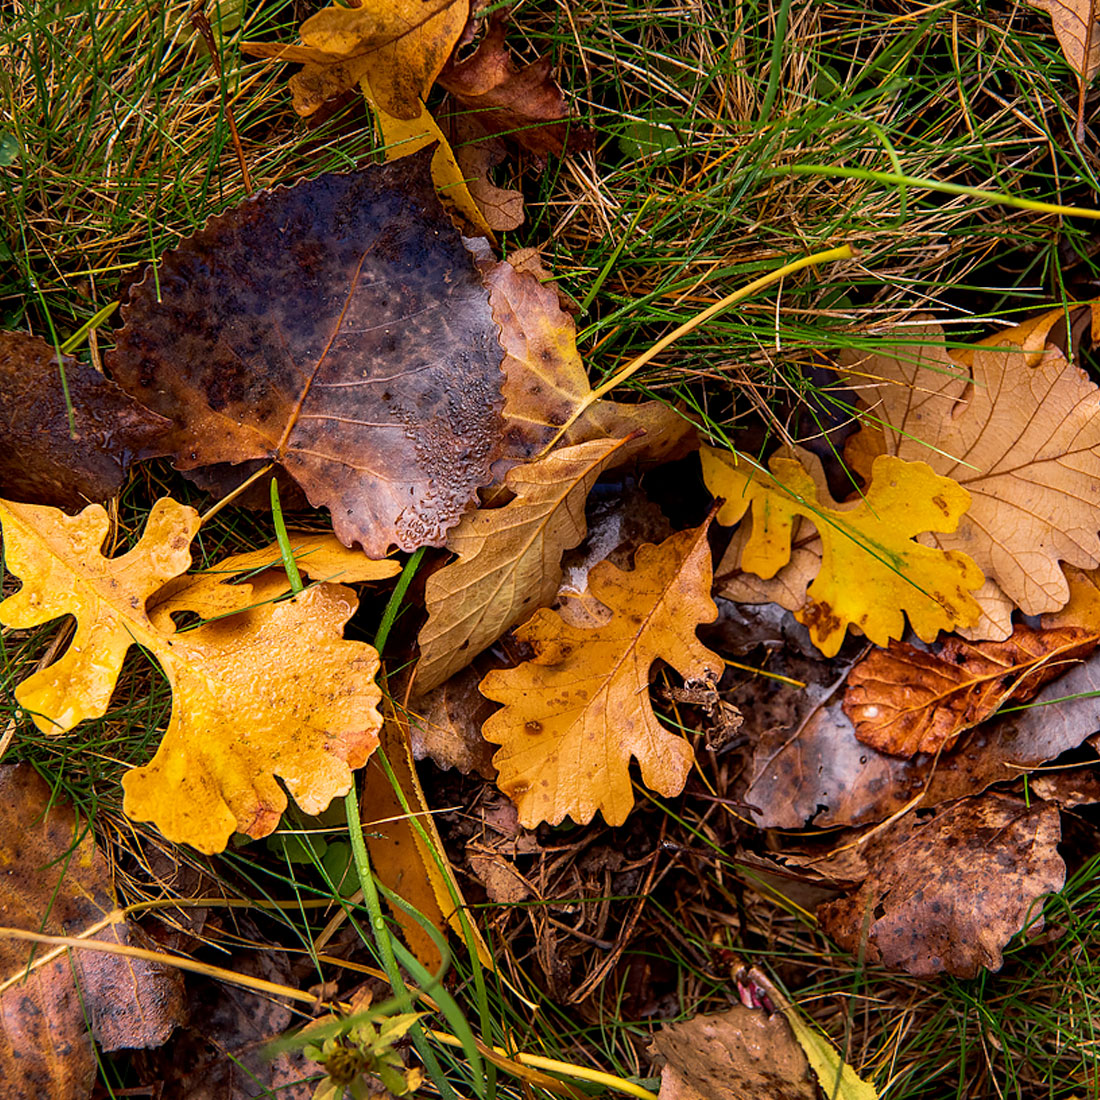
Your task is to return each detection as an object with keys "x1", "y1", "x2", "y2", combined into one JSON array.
[
  {"x1": 649, "y1": 1006, "x2": 816, "y2": 1100},
  {"x1": 0, "y1": 765, "x2": 185, "y2": 1100},
  {"x1": 486, "y1": 260, "x2": 695, "y2": 473},
  {"x1": 410, "y1": 661, "x2": 499, "y2": 777},
  {"x1": 844, "y1": 624, "x2": 1099, "y2": 758},
  {"x1": 0, "y1": 331, "x2": 168, "y2": 510},
  {"x1": 1027, "y1": 0, "x2": 1100, "y2": 82},
  {"x1": 444, "y1": 112, "x2": 525, "y2": 230},
  {"x1": 480, "y1": 522, "x2": 721, "y2": 827},
  {"x1": 438, "y1": 15, "x2": 591, "y2": 160},
  {"x1": 1029, "y1": 766, "x2": 1100, "y2": 807},
  {"x1": 817, "y1": 793, "x2": 1065, "y2": 977},
  {"x1": 108, "y1": 155, "x2": 504, "y2": 556},
  {"x1": 417, "y1": 437, "x2": 629, "y2": 692}
]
